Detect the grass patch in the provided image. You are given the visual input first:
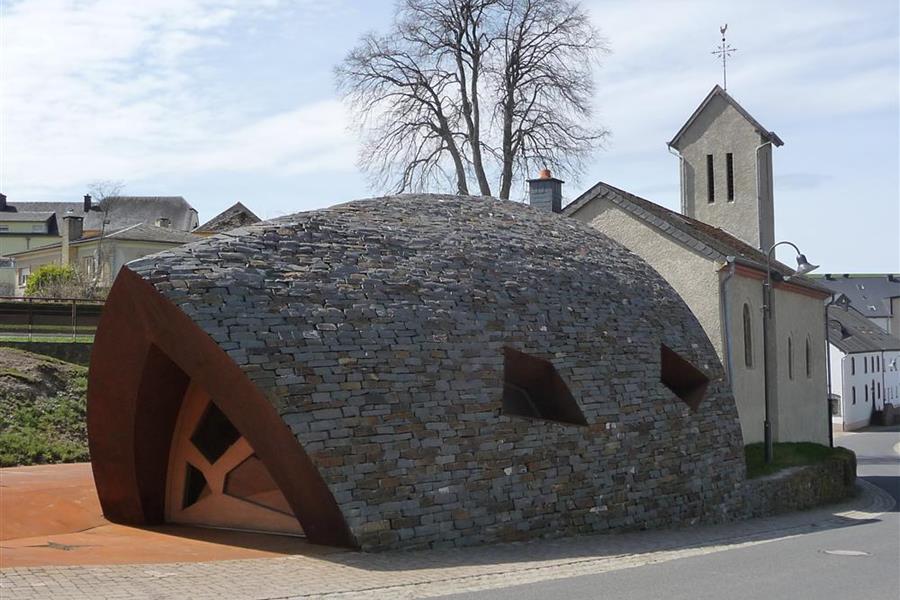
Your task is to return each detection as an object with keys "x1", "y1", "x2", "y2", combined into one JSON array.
[
  {"x1": 0, "y1": 368, "x2": 89, "y2": 467},
  {"x1": 745, "y1": 442, "x2": 854, "y2": 479}
]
